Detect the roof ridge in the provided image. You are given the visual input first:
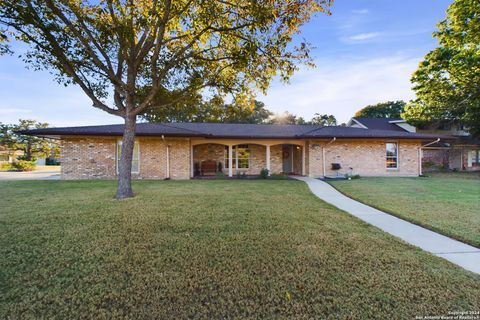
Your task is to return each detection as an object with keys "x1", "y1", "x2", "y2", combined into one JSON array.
[
  {"x1": 158, "y1": 122, "x2": 209, "y2": 135},
  {"x1": 299, "y1": 125, "x2": 333, "y2": 136}
]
